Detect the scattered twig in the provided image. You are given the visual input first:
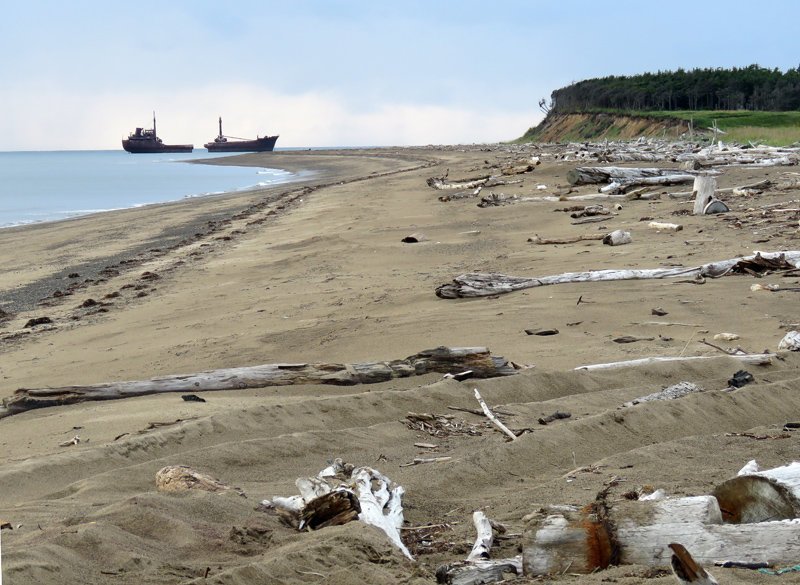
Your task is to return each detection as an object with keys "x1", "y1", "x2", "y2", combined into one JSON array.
[{"x1": 474, "y1": 389, "x2": 517, "y2": 441}]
